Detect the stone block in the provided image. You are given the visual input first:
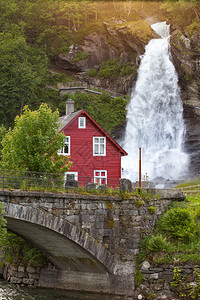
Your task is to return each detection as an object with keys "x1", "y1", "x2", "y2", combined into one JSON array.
[
  {"x1": 28, "y1": 273, "x2": 40, "y2": 280},
  {"x1": 85, "y1": 183, "x2": 96, "y2": 191},
  {"x1": 163, "y1": 273, "x2": 174, "y2": 282},
  {"x1": 120, "y1": 178, "x2": 134, "y2": 192},
  {"x1": 26, "y1": 266, "x2": 38, "y2": 274},
  {"x1": 141, "y1": 261, "x2": 151, "y2": 270},
  {"x1": 149, "y1": 282, "x2": 162, "y2": 290},
  {"x1": 13, "y1": 271, "x2": 25, "y2": 278},
  {"x1": 10, "y1": 277, "x2": 22, "y2": 284},
  {"x1": 149, "y1": 273, "x2": 159, "y2": 280}
]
